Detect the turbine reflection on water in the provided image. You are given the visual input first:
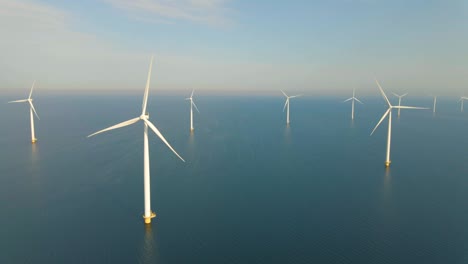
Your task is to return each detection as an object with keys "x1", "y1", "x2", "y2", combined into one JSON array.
[
  {"x1": 350, "y1": 119, "x2": 355, "y2": 129},
  {"x1": 383, "y1": 168, "x2": 392, "y2": 202},
  {"x1": 284, "y1": 125, "x2": 291, "y2": 145},
  {"x1": 31, "y1": 143, "x2": 39, "y2": 164},
  {"x1": 139, "y1": 225, "x2": 159, "y2": 264},
  {"x1": 380, "y1": 168, "x2": 395, "y2": 229}
]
